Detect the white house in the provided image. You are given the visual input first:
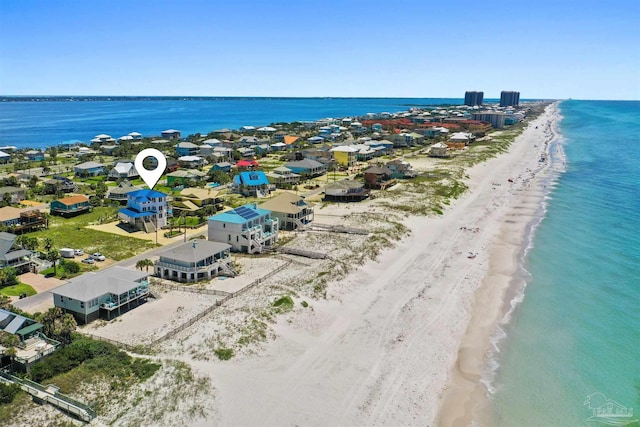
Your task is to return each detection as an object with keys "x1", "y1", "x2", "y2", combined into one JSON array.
[
  {"x1": 52, "y1": 267, "x2": 149, "y2": 324},
  {"x1": 429, "y1": 142, "x2": 449, "y2": 157},
  {"x1": 208, "y1": 204, "x2": 278, "y2": 254},
  {"x1": 154, "y1": 240, "x2": 233, "y2": 283},
  {"x1": 0, "y1": 150, "x2": 10, "y2": 164}
]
